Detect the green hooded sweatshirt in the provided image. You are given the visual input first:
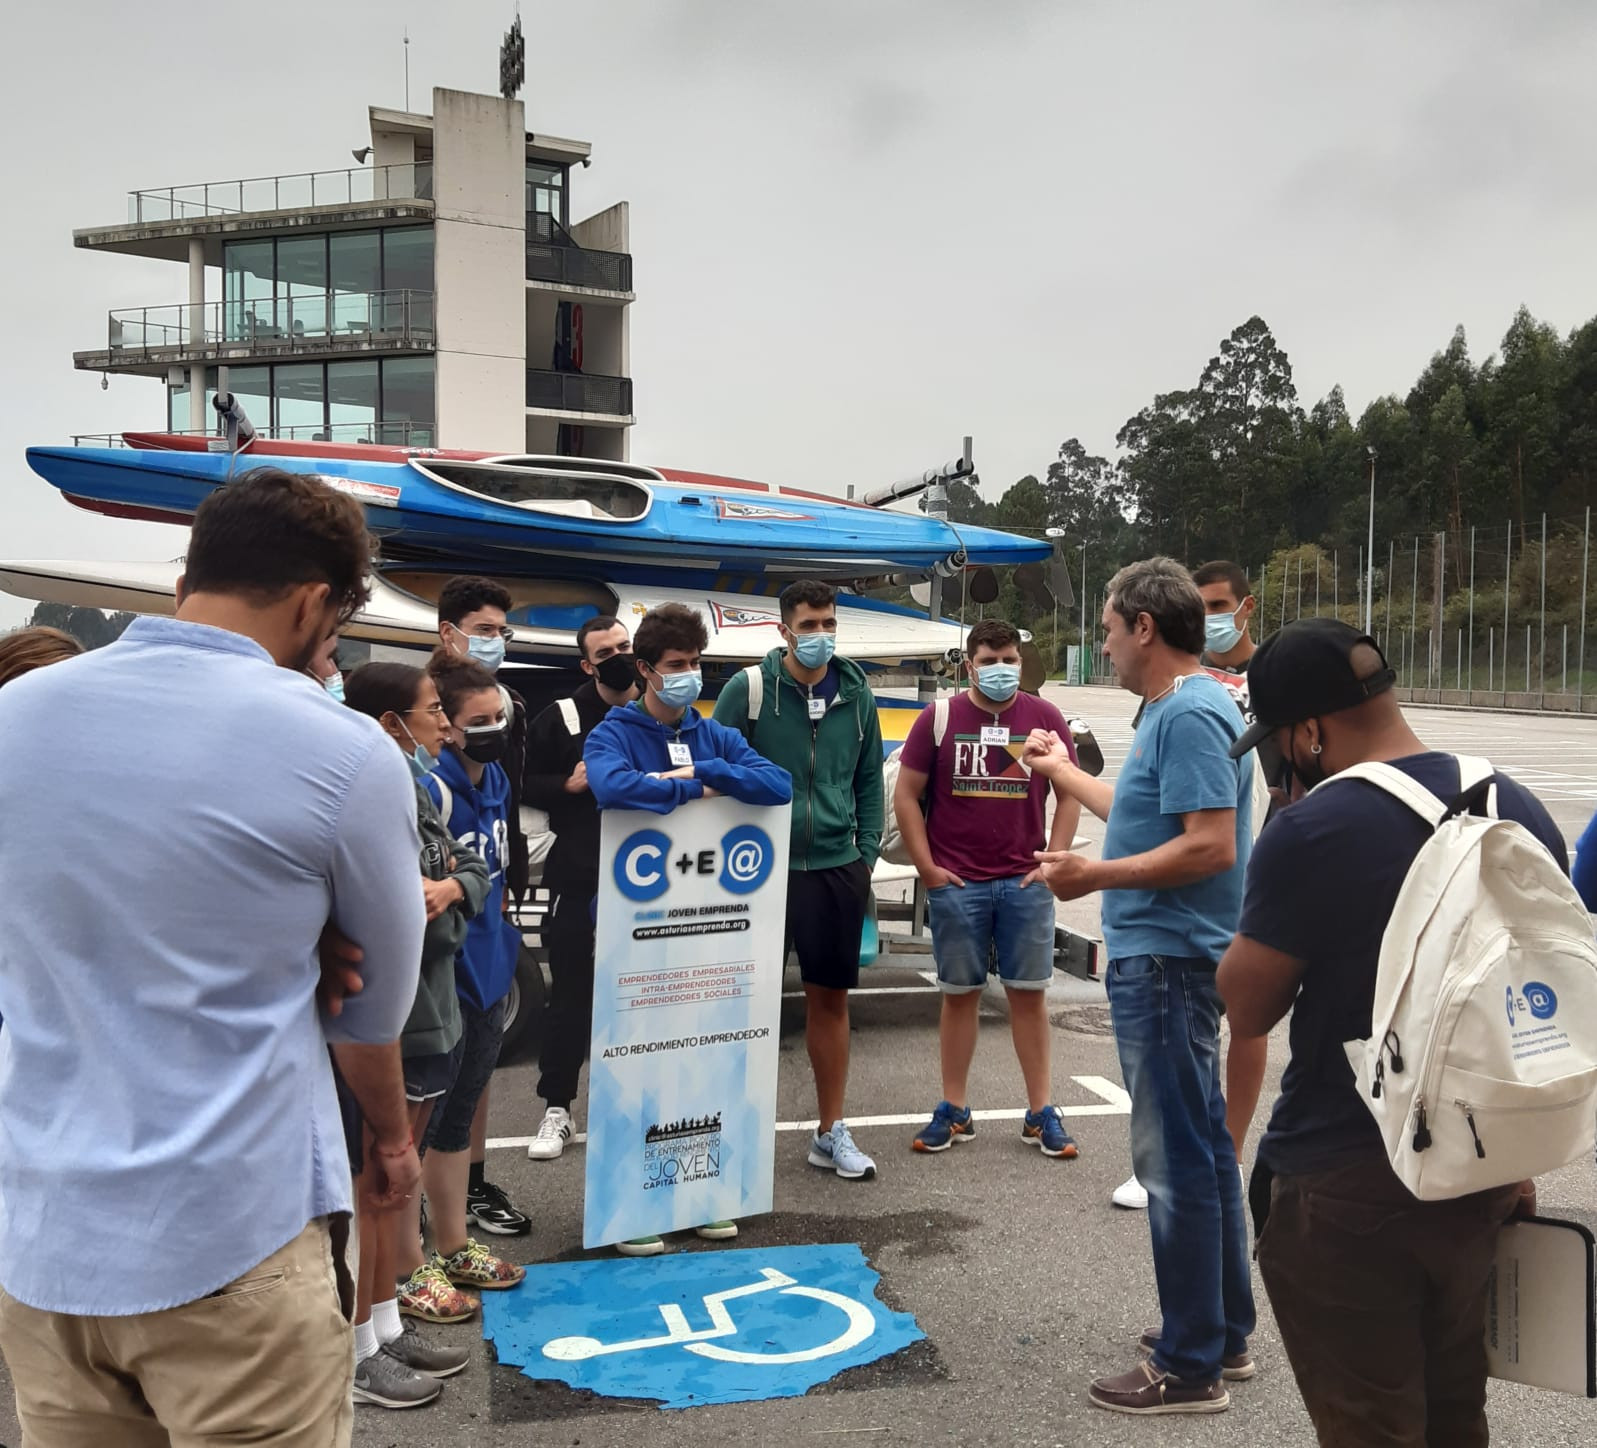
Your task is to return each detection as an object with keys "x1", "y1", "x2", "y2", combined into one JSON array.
[
  {"x1": 713, "y1": 649, "x2": 884, "y2": 872},
  {"x1": 402, "y1": 782, "x2": 490, "y2": 1059}
]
